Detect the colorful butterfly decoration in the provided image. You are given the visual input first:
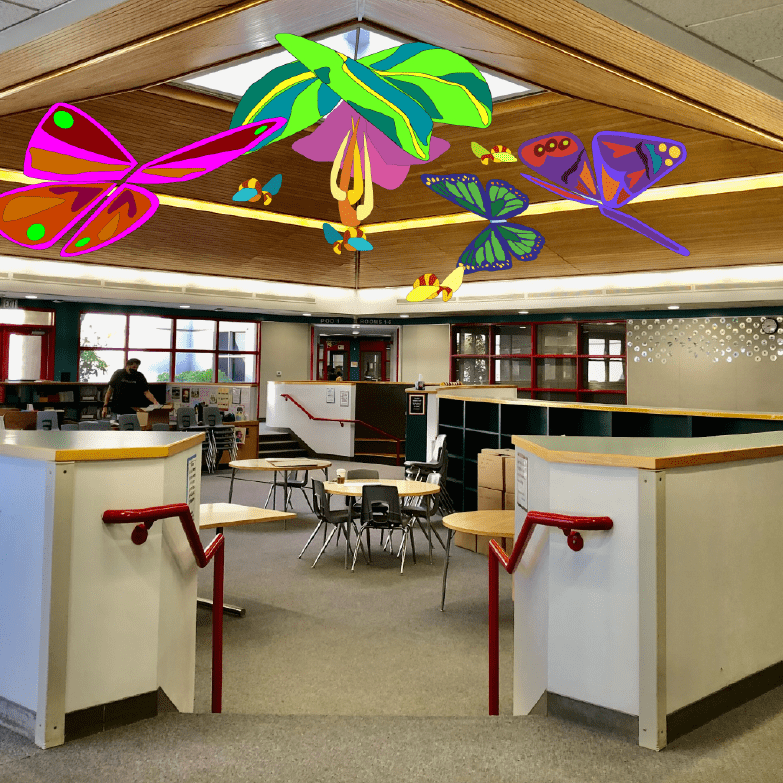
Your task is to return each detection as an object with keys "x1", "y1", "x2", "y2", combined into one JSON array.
[
  {"x1": 232, "y1": 174, "x2": 282, "y2": 205},
  {"x1": 406, "y1": 266, "x2": 464, "y2": 302},
  {"x1": 421, "y1": 174, "x2": 545, "y2": 273},
  {"x1": 518, "y1": 131, "x2": 689, "y2": 256},
  {"x1": 470, "y1": 143, "x2": 517, "y2": 165},
  {"x1": 0, "y1": 104, "x2": 285, "y2": 257},
  {"x1": 322, "y1": 223, "x2": 373, "y2": 254}
]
